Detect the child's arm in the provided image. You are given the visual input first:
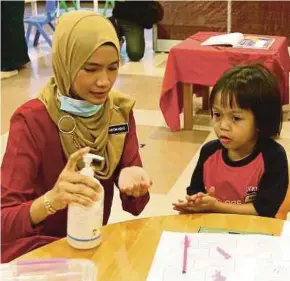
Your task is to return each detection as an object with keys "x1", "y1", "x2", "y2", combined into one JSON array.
[
  {"x1": 186, "y1": 156, "x2": 206, "y2": 195},
  {"x1": 211, "y1": 201, "x2": 258, "y2": 216},
  {"x1": 187, "y1": 141, "x2": 220, "y2": 195},
  {"x1": 193, "y1": 188, "x2": 258, "y2": 215},
  {"x1": 173, "y1": 141, "x2": 221, "y2": 211},
  {"x1": 174, "y1": 189, "x2": 258, "y2": 215},
  {"x1": 252, "y1": 143, "x2": 288, "y2": 217}
]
